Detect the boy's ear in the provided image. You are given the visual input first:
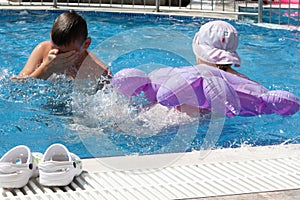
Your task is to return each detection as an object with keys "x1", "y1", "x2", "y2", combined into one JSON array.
[{"x1": 83, "y1": 37, "x2": 91, "y2": 49}]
